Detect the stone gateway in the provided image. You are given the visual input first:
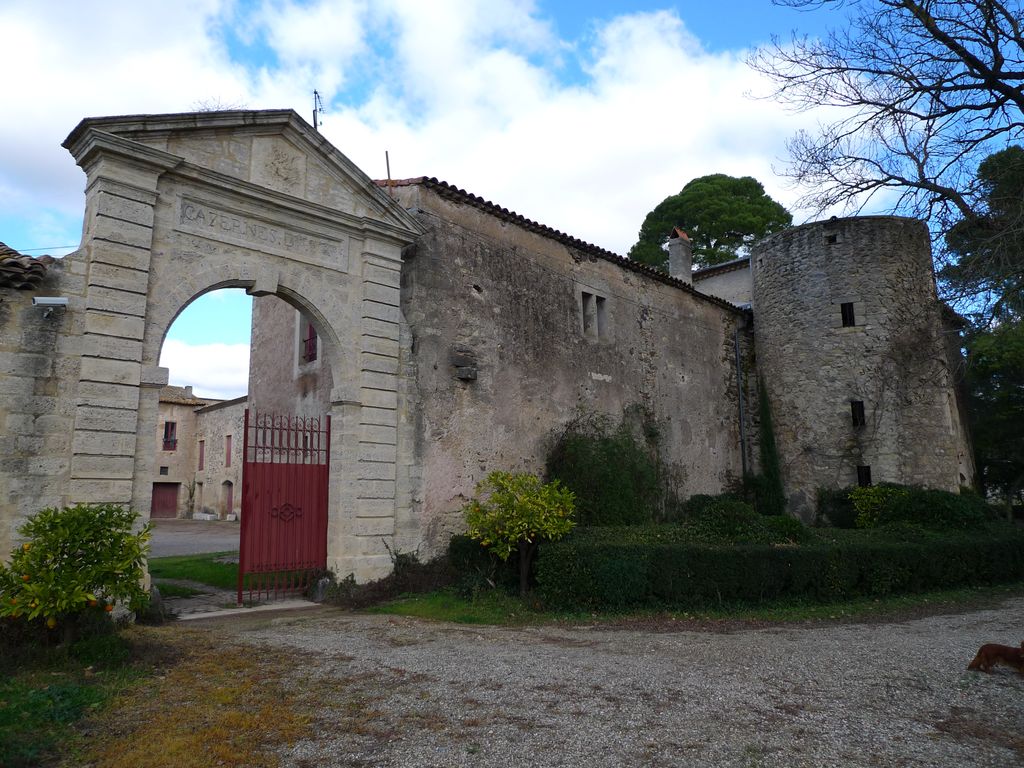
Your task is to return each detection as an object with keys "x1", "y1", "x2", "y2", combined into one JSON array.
[{"x1": 0, "y1": 110, "x2": 973, "y2": 579}]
